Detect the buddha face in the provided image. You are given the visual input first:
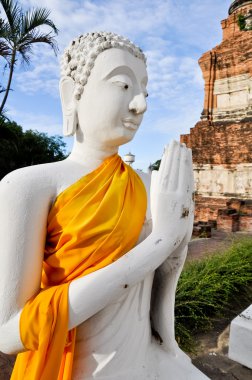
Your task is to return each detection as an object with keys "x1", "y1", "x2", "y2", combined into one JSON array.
[{"x1": 76, "y1": 48, "x2": 148, "y2": 148}]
